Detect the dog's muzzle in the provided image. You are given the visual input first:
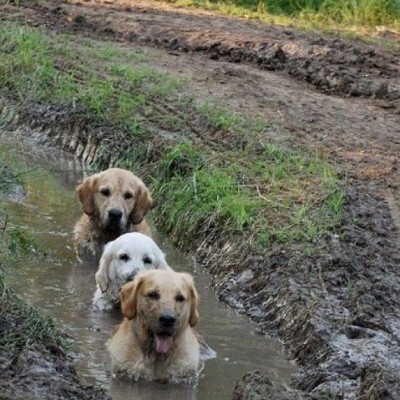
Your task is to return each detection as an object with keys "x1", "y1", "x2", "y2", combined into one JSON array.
[
  {"x1": 105, "y1": 208, "x2": 124, "y2": 230},
  {"x1": 159, "y1": 314, "x2": 176, "y2": 329}
]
